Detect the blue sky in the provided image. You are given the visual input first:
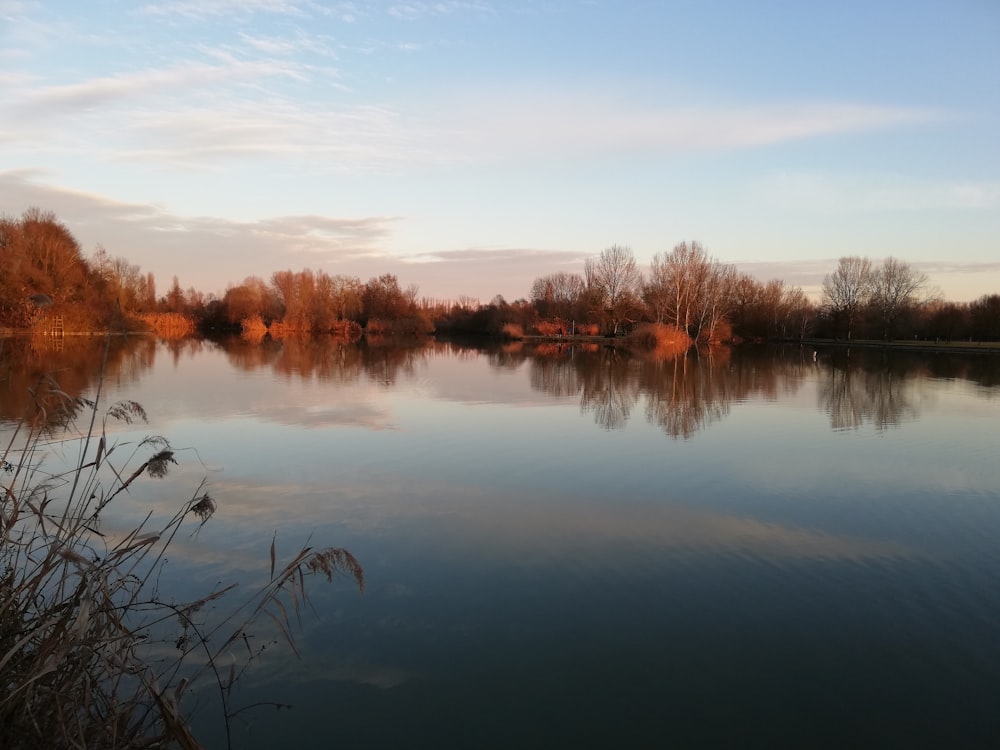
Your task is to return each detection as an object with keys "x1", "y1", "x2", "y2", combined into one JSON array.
[{"x1": 1, "y1": 0, "x2": 998, "y2": 302}]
